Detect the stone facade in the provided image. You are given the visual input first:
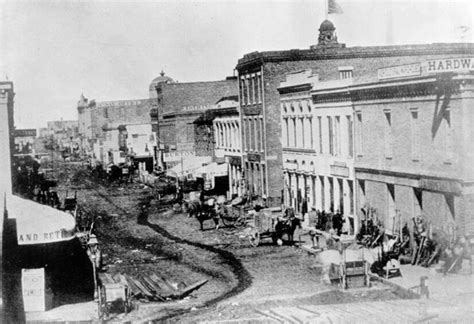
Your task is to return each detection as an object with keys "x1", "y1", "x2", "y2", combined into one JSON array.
[{"x1": 279, "y1": 70, "x2": 355, "y2": 231}]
